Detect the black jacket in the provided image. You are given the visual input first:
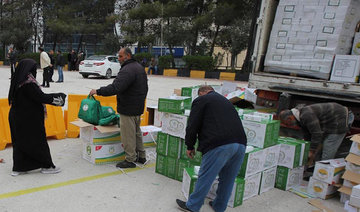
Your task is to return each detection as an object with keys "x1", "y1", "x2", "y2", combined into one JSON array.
[
  {"x1": 96, "y1": 59, "x2": 148, "y2": 116},
  {"x1": 185, "y1": 91, "x2": 247, "y2": 155},
  {"x1": 56, "y1": 54, "x2": 65, "y2": 66}
]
